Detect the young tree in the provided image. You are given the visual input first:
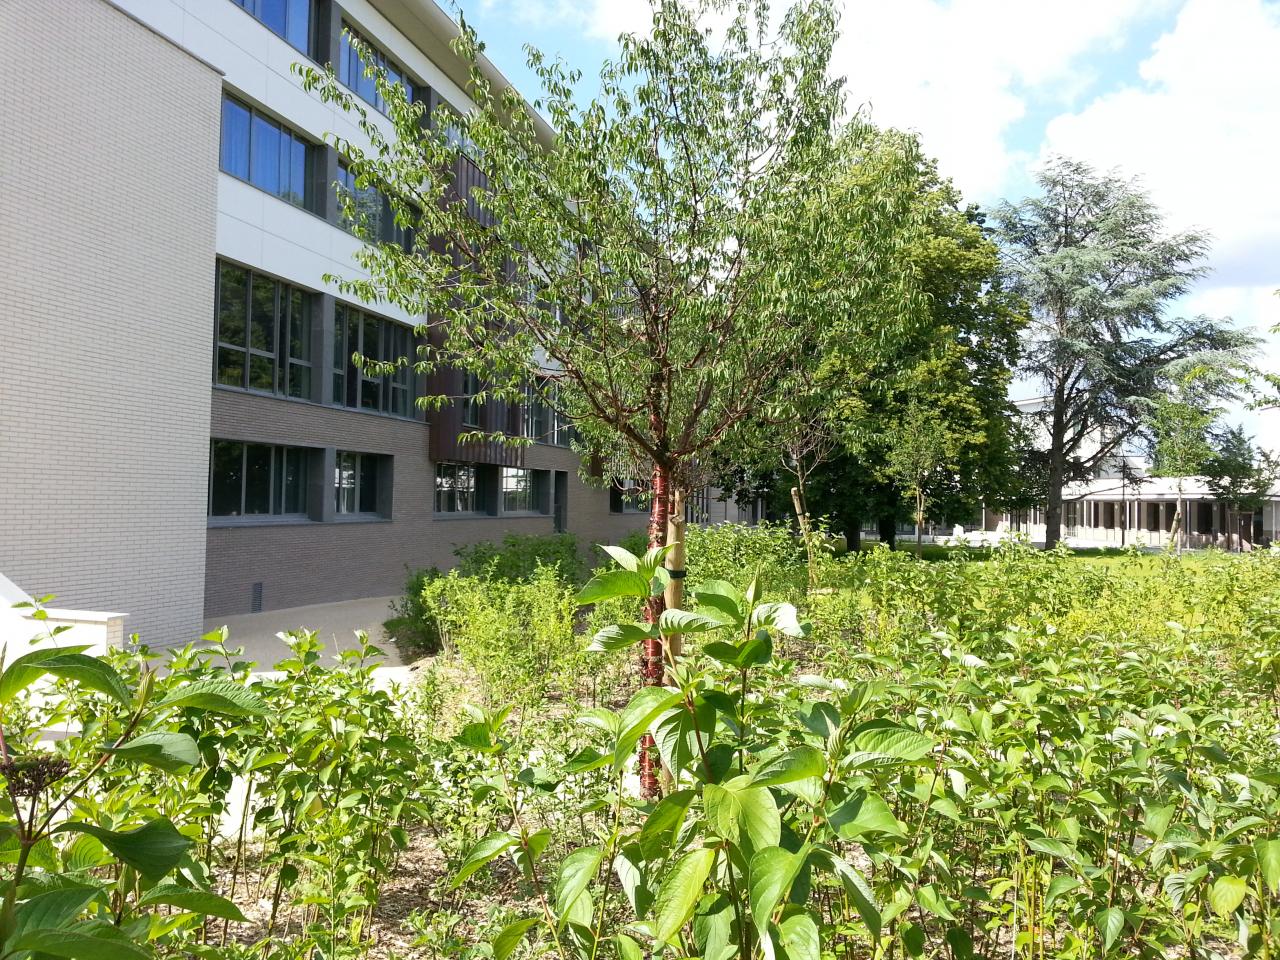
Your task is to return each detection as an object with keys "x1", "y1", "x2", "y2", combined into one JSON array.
[
  {"x1": 1204, "y1": 427, "x2": 1279, "y2": 551},
  {"x1": 992, "y1": 157, "x2": 1256, "y2": 549},
  {"x1": 1150, "y1": 369, "x2": 1216, "y2": 553},
  {"x1": 299, "y1": 0, "x2": 920, "y2": 792},
  {"x1": 882, "y1": 402, "x2": 954, "y2": 554}
]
